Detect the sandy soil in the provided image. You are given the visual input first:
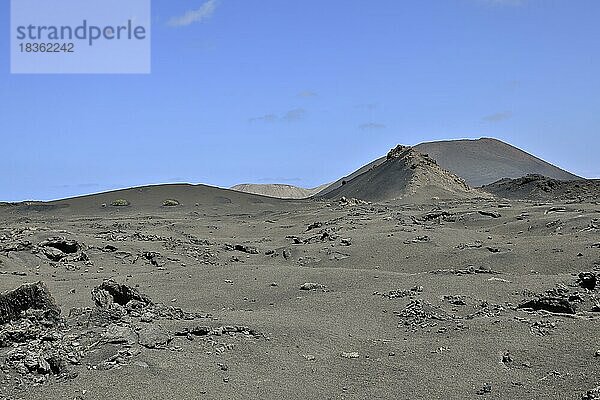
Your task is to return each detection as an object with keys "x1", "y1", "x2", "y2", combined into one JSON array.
[{"x1": 0, "y1": 183, "x2": 599, "y2": 399}]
